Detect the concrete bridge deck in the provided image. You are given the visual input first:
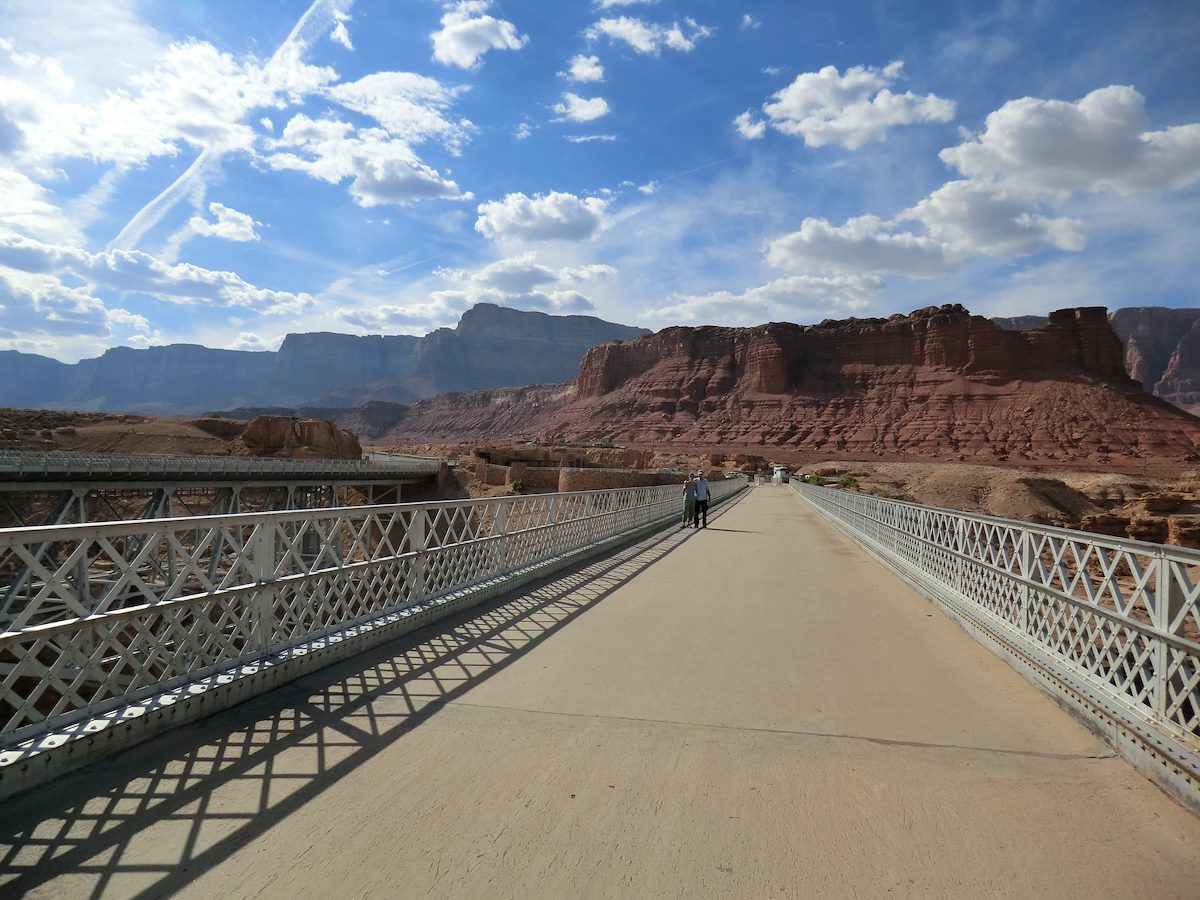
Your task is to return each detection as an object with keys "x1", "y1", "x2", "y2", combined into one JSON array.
[{"x1": 2, "y1": 486, "x2": 1199, "y2": 898}]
